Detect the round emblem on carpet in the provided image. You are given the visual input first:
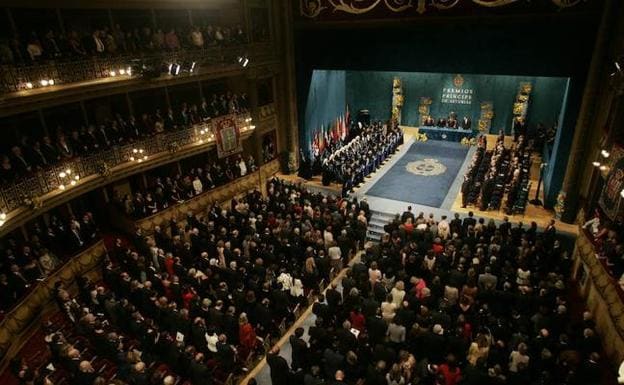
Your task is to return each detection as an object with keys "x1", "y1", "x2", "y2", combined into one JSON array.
[{"x1": 406, "y1": 158, "x2": 447, "y2": 176}]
